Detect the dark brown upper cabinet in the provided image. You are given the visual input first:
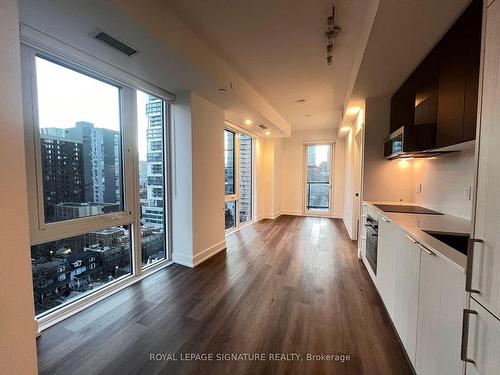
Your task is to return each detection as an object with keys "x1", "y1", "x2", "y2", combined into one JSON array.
[
  {"x1": 389, "y1": 0, "x2": 482, "y2": 149},
  {"x1": 436, "y1": 0, "x2": 482, "y2": 148},
  {"x1": 390, "y1": 75, "x2": 415, "y2": 134},
  {"x1": 414, "y1": 49, "x2": 439, "y2": 127}
]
